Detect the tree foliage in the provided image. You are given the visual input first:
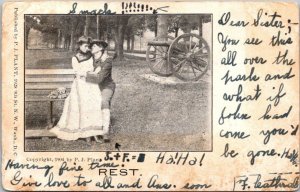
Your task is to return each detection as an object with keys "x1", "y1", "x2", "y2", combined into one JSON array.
[
  {"x1": 145, "y1": 15, "x2": 158, "y2": 36},
  {"x1": 26, "y1": 14, "x2": 211, "y2": 59},
  {"x1": 127, "y1": 15, "x2": 146, "y2": 37}
]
